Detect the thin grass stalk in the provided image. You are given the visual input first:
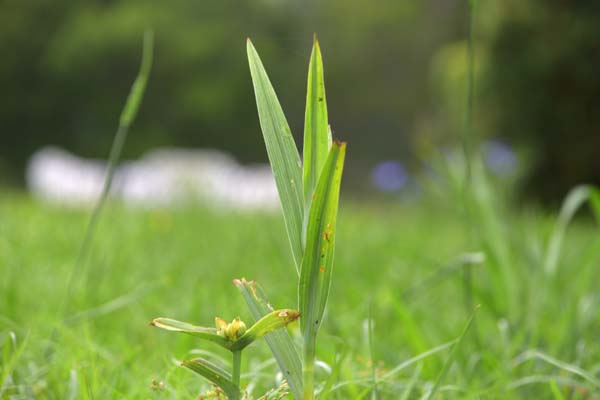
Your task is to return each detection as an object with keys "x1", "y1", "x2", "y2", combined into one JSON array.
[
  {"x1": 45, "y1": 31, "x2": 153, "y2": 360},
  {"x1": 424, "y1": 306, "x2": 478, "y2": 400},
  {"x1": 368, "y1": 301, "x2": 379, "y2": 400},
  {"x1": 60, "y1": 31, "x2": 153, "y2": 317},
  {"x1": 462, "y1": 0, "x2": 476, "y2": 180},
  {"x1": 303, "y1": 341, "x2": 316, "y2": 400},
  {"x1": 462, "y1": 0, "x2": 477, "y2": 327},
  {"x1": 232, "y1": 350, "x2": 242, "y2": 387}
]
